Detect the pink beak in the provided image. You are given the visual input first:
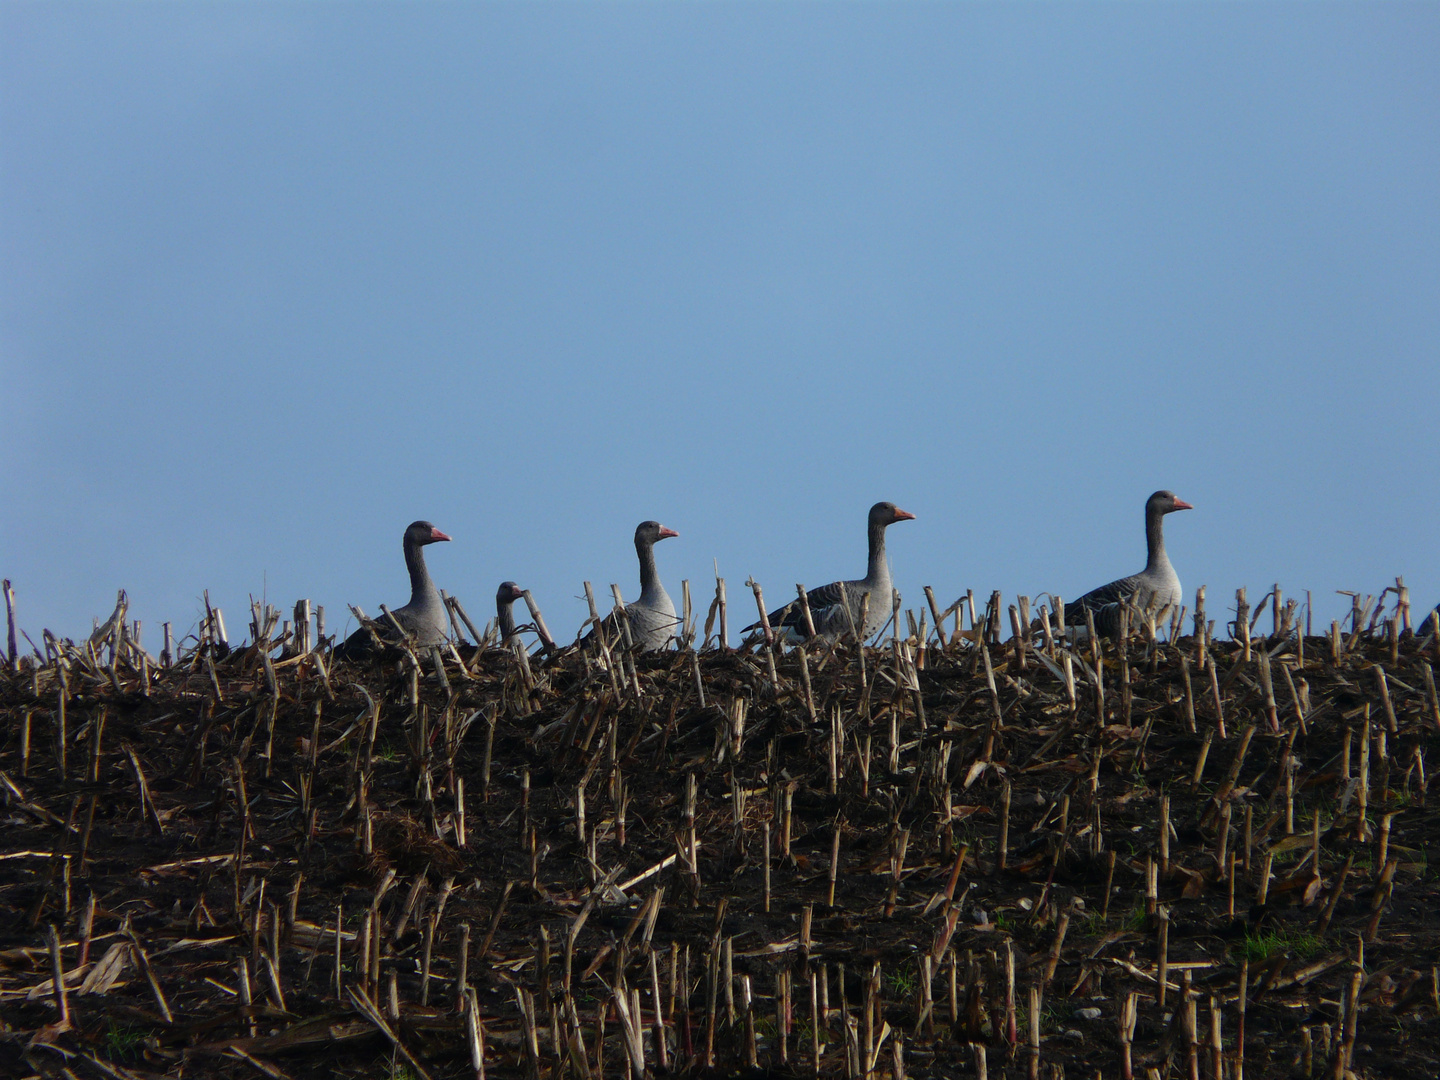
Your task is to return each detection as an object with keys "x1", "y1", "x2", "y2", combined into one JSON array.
[
  {"x1": 658, "y1": 526, "x2": 680, "y2": 539},
  {"x1": 430, "y1": 527, "x2": 453, "y2": 542},
  {"x1": 1172, "y1": 499, "x2": 1194, "y2": 512},
  {"x1": 892, "y1": 508, "x2": 917, "y2": 522}
]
